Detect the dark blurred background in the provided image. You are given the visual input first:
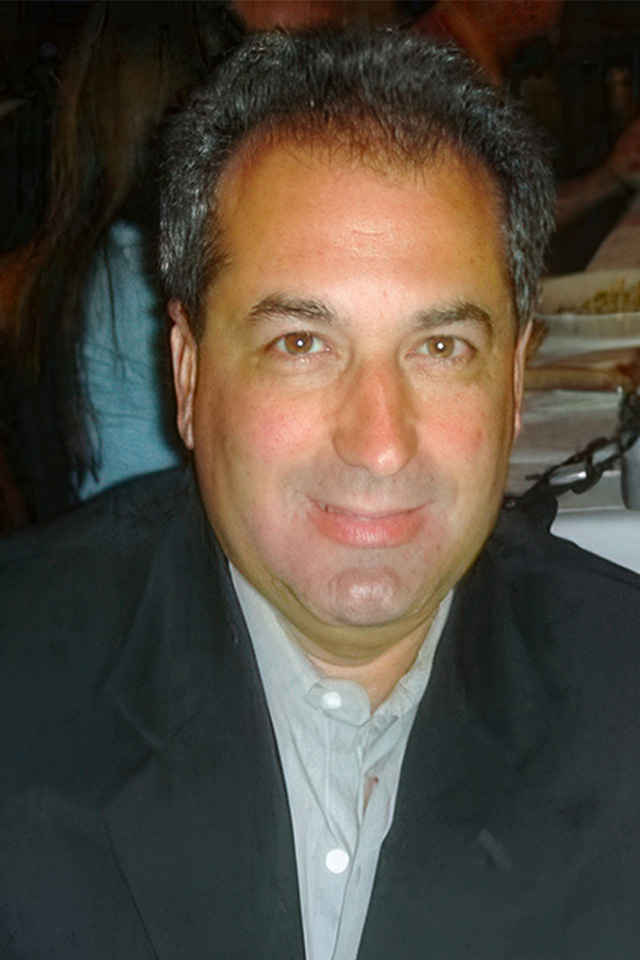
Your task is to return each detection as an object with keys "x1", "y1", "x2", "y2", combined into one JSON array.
[{"x1": 2, "y1": 1, "x2": 640, "y2": 263}]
